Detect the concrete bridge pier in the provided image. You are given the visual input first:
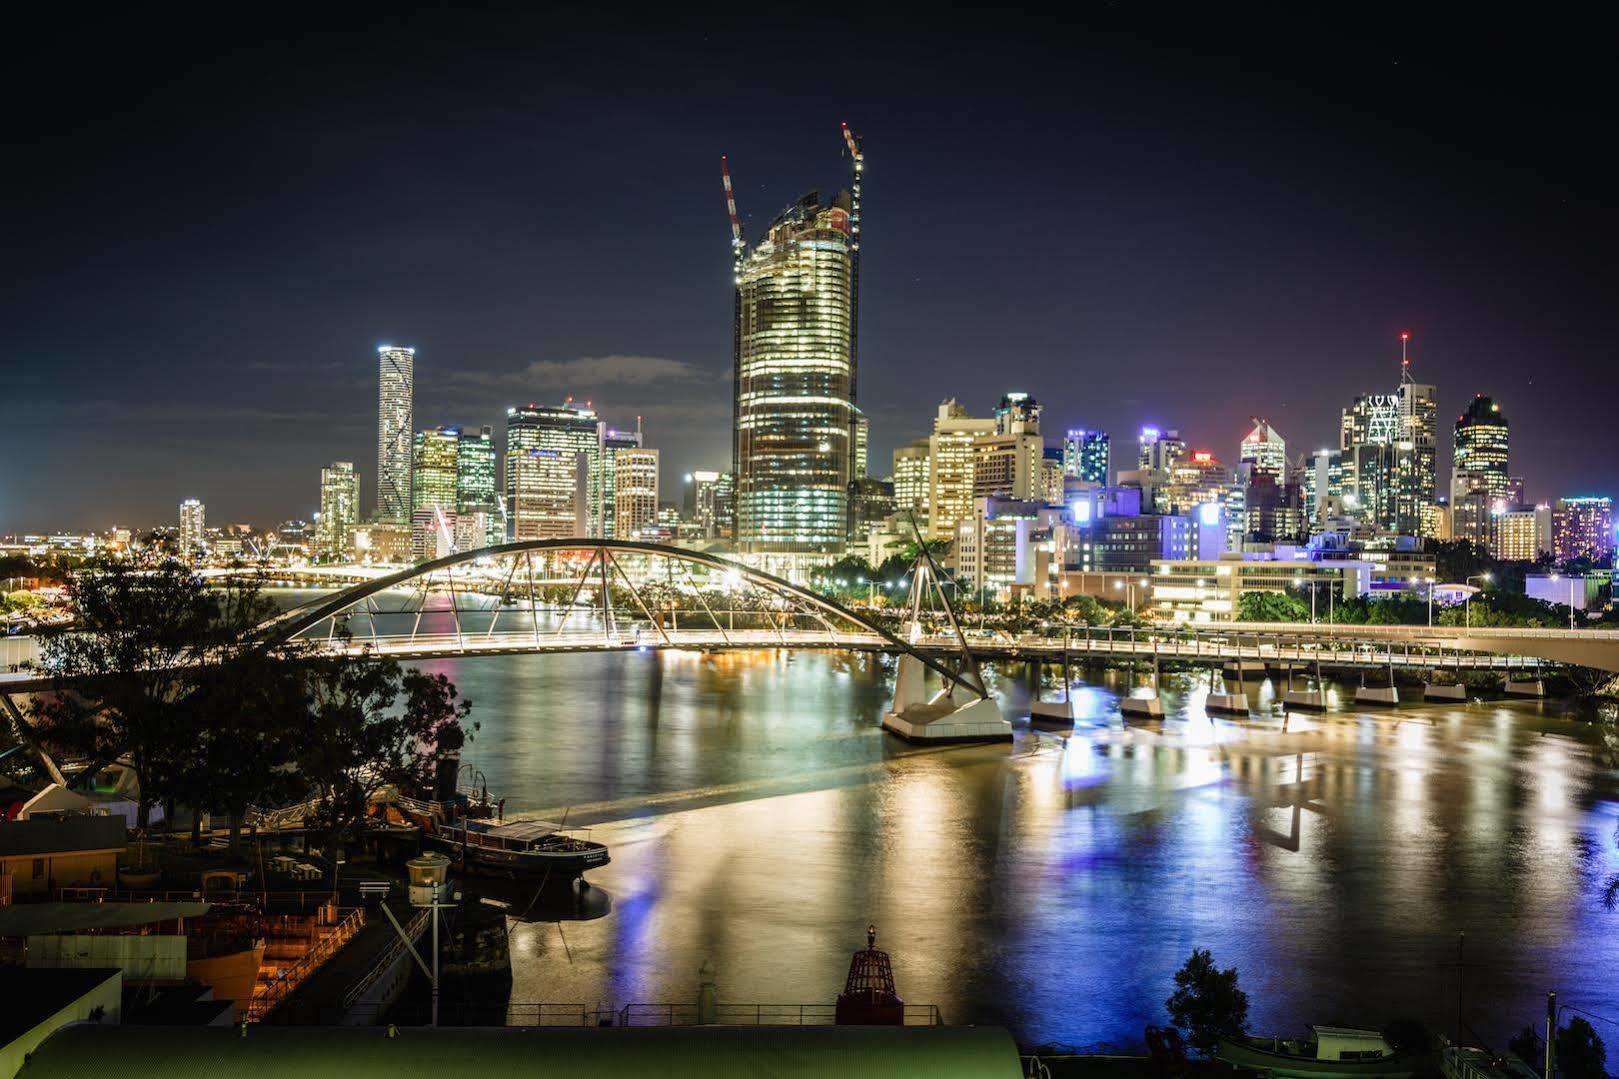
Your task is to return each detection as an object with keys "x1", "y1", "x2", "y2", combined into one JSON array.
[
  {"x1": 1205, "y1": 665, "x2": 1249, "y2": 715},
  {"x1": 1424, "y1": 651, "x2": 1467, "y2": 701},
  {"x1": 1120, "y1": 652, "x2": 1165, "y2": 718},
  {"x1": 1028, "y1": 645, "x2": 1075, "y2": 726},
  {"x1": 1354, "y1": 661, "x2": 1400, "y2": 706},
  {"x1": 1281, "y1": 657, "x2": 1328, "y2": 711}
]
